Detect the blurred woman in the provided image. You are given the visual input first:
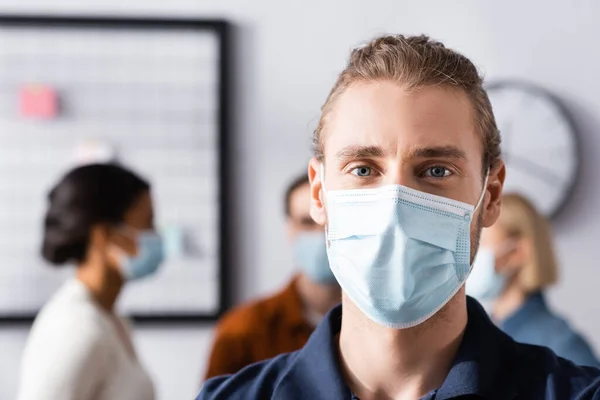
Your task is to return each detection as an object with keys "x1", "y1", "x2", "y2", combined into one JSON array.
[
  {"x1": 468, "y1": 193, "x2": 599, "y2": 367},
  {"x1": 17, "y1": 163, "x2": 163, "y2": 400}
]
